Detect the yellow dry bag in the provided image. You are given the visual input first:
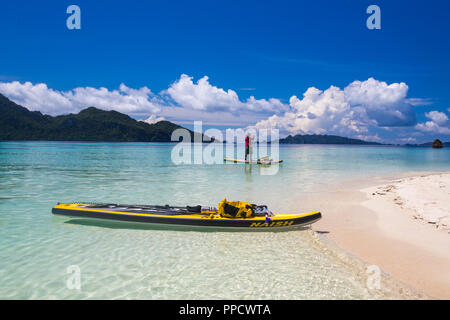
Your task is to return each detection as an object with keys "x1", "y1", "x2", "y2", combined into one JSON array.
[{"x1": 217, "y1": 198, "x2": 254, "y2": 218}]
